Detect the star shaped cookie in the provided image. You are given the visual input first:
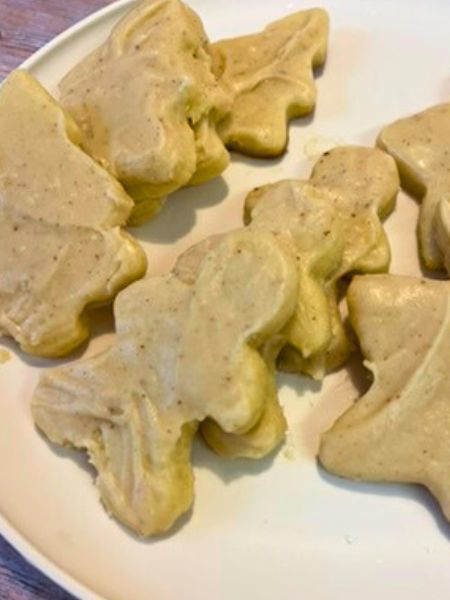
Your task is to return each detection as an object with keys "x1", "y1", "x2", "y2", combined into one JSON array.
[{"x1": 319, "y1": 274, "x2": 450, "y2": 522}]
